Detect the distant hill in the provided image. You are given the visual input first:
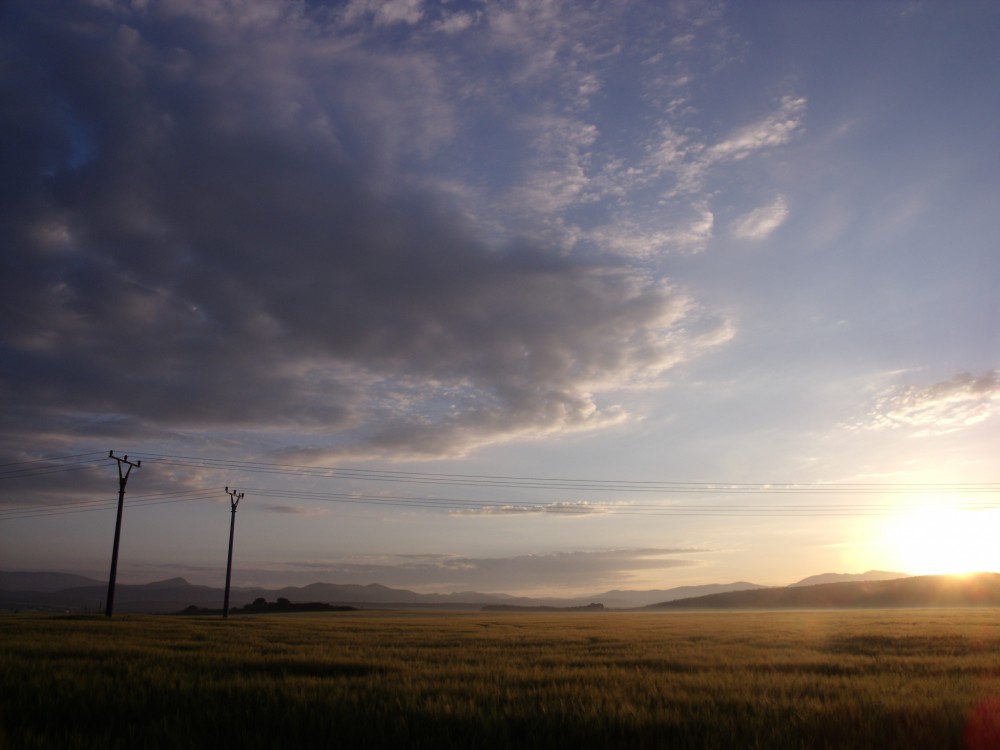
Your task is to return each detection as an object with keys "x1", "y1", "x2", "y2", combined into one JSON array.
[
  {"x1": 588, "y1": 582, "x2": 767, "y2": 608},
  {"x1": 0, "y1": 576, "x2": 536, "y2": 613},
  {"x1": 482, "y1": 603, "x2": 607, "y2": 612},
  {"x1": 0, "y1": 577, "x2": 228, "y2": 613},
  {"x1": 268, "y1": 582, "x2": 522, "y2": 607},
  {"x1": 648, "y1": 573, "x2": 1000, "y2": 610},
  {"x1": 0, "y1": 575, "x2": 775, "y2": 613},
  {"x1": 789, "y1": 570, "x2": 909, "y2": 587},
  {"x1": 7, "y1": 570, "x2": 995, "y2": 614}
]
